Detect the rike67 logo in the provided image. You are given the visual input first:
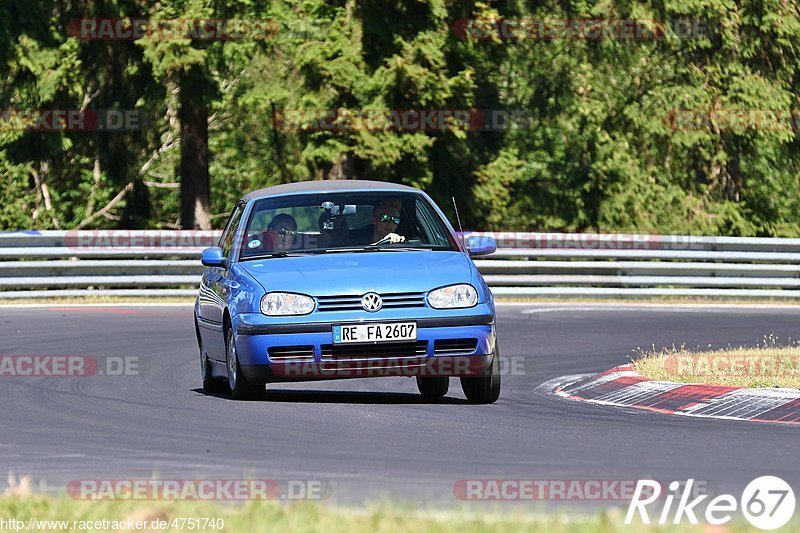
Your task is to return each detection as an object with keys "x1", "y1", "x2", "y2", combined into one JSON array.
[{"x1": 626, "y1": 476, "x2": 796, "y2": 530}]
